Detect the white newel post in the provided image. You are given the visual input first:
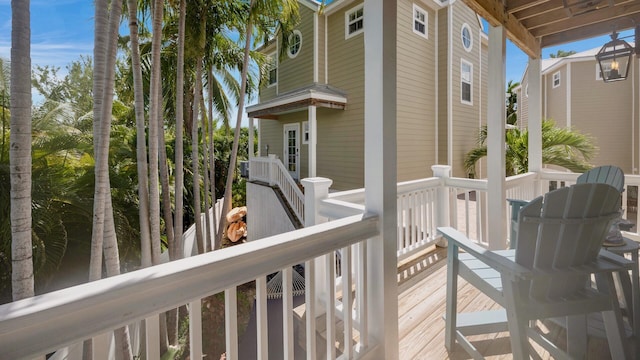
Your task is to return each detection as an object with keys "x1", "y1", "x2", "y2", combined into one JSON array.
[
  {"x1": 364, "y1": 0, "x2": 399, "y2": 357},
  {"x1": 432, "y1": 165, "x2": 451, "y2": 247},
  {"x1": 268, "y1": 154, "x2": 276, "y2": 186},
  {"x1": 301, "y1": 177, "x2": 332, "y2": 357}
]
